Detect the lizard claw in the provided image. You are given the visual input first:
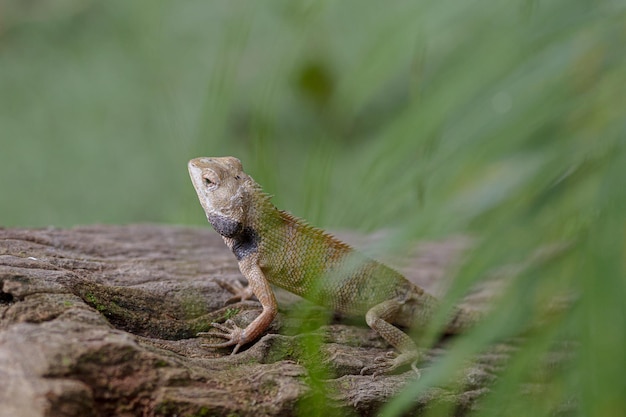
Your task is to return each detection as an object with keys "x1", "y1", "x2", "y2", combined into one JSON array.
[
  {"x1": 360, "y1": 351, "x2": 421, "y2": 378},
  {"x1": 197, "y1": 319, "x2": 247, "y2": 354},
  {"x1": 216, "y1": 279, "x2": 255, "y2": 304}
]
